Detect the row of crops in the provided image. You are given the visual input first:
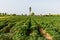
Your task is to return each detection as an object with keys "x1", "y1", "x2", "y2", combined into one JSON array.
[
  {"x1": 0, "y1": 15, "x2": 60, "y2": 40},
  {"x1": 32, "y1": 16, "x2": 60, "y2": 40}
]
